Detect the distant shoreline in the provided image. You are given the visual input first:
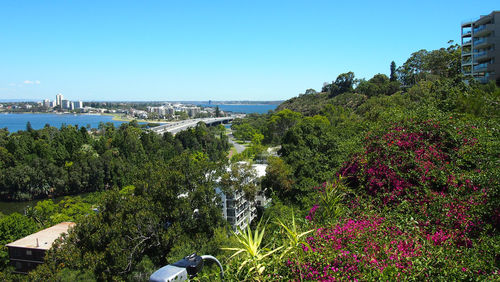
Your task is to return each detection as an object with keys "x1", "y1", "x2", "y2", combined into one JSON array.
[
  {"x1": 101, "y1": 113, "x2": 168, "y2": 124},
  {"x1": 201, "y1": 103, "x2": 274, "y2": 106},
  {"x1": 0, "y1": 100, "x2": 284, "y2": 104},
  {"x1": 0, "y1": 112, "x2": 167, "y2": 125}
]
